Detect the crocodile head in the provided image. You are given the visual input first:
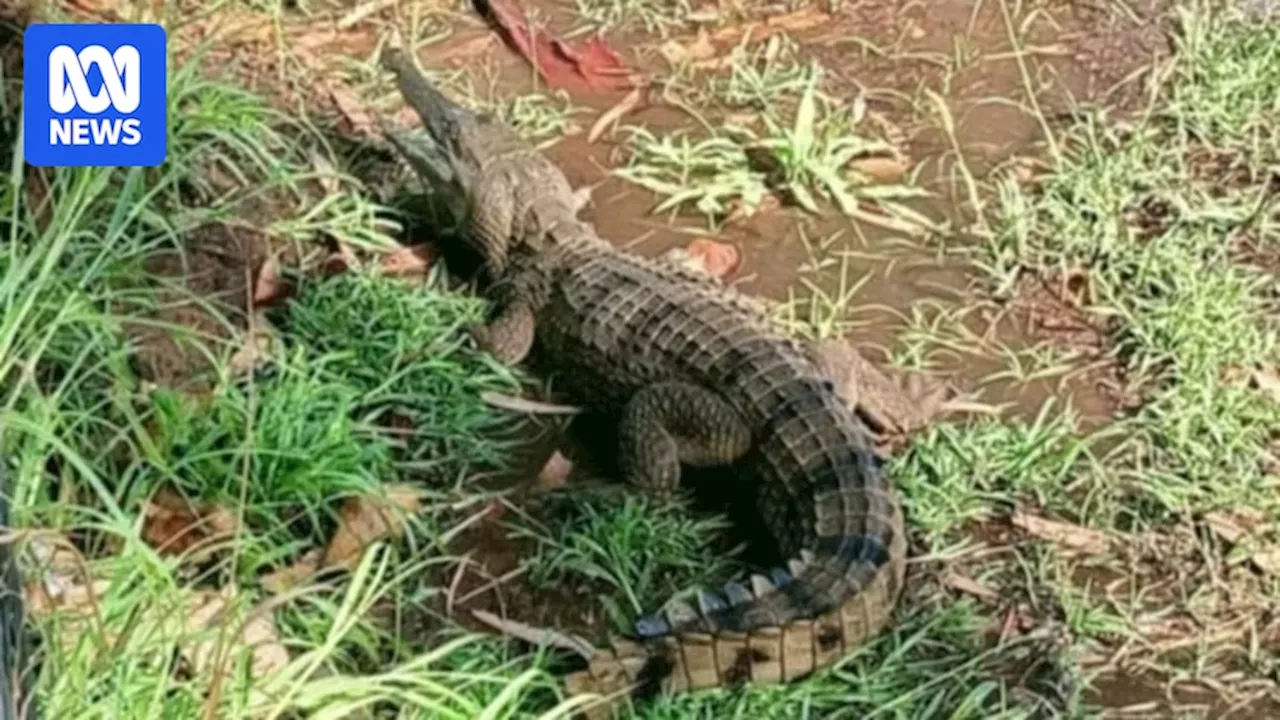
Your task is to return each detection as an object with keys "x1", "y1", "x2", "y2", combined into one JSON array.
[{"x1": 381, "y1": 48, "x2": 548, "y2": 281}]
